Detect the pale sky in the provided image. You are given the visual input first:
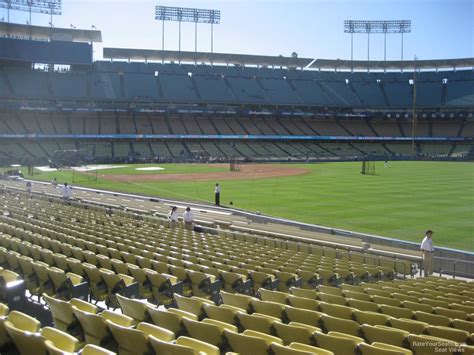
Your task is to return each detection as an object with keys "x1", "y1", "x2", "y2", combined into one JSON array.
[{"x1": 3, "y1": 0, "x2": 473, "y2": 61}]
